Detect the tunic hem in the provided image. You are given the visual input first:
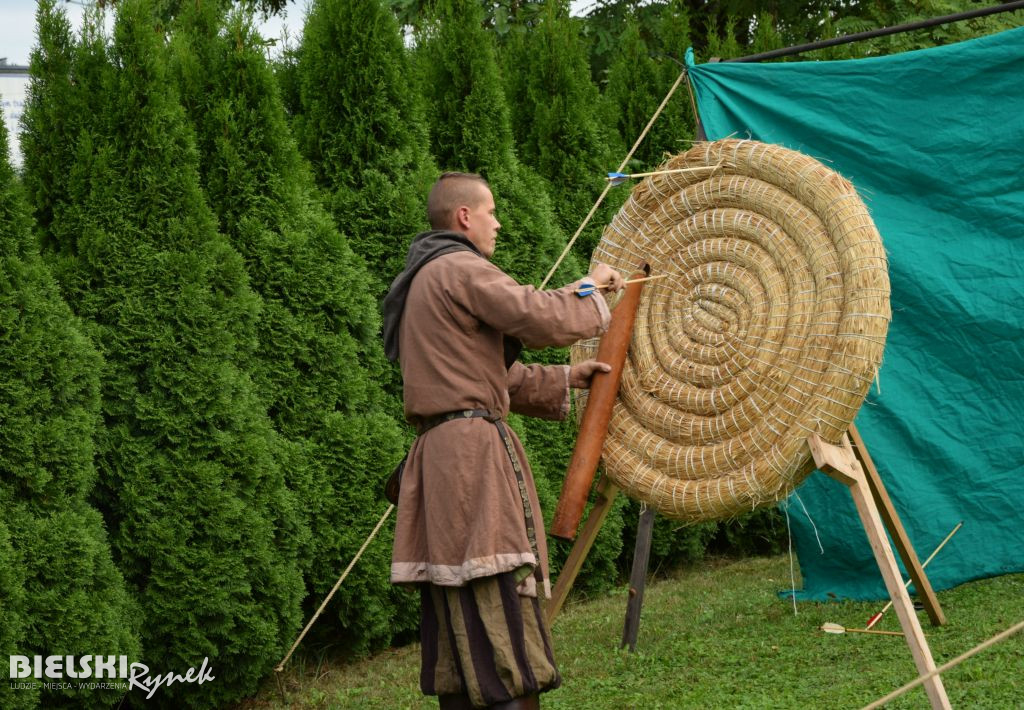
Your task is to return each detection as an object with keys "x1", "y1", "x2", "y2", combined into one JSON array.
[{"x1": 392, "y1": 553, "x2": 537, "y2": 588}]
